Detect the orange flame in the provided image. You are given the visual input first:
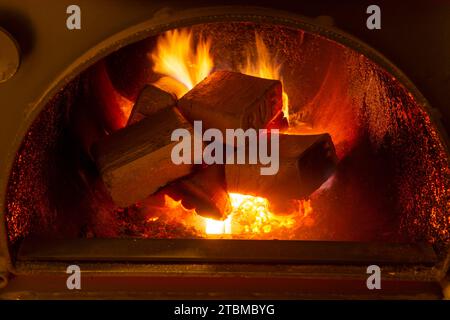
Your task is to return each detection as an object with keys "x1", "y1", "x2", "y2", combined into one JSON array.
[
  {"x1": 240, "y1": 33, "x2": 290, "y2": 122},
  {"x1": 150, "y1": 30, "x2": 289, "y2": 119},
  {"x1": 150, "y1": 29, "x2": 213, "y2": 98}
]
